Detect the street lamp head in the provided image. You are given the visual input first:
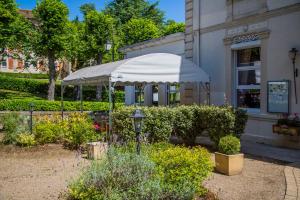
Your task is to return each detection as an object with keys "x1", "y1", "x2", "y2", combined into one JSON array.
[
  {"x1": 131, "y1": 109, "x2": 145, "y2": 132},
  {"x1": 105, "y1": 40, "x2": 112, "y2": 51},
  {"x1": 289, "y1": 48, "x2": 298, "y2": 61}
]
